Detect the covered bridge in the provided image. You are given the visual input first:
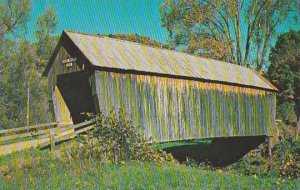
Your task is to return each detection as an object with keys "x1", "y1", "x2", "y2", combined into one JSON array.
[{"x1": 43, "y1": 30, "x2": 277, "y2": 143}]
